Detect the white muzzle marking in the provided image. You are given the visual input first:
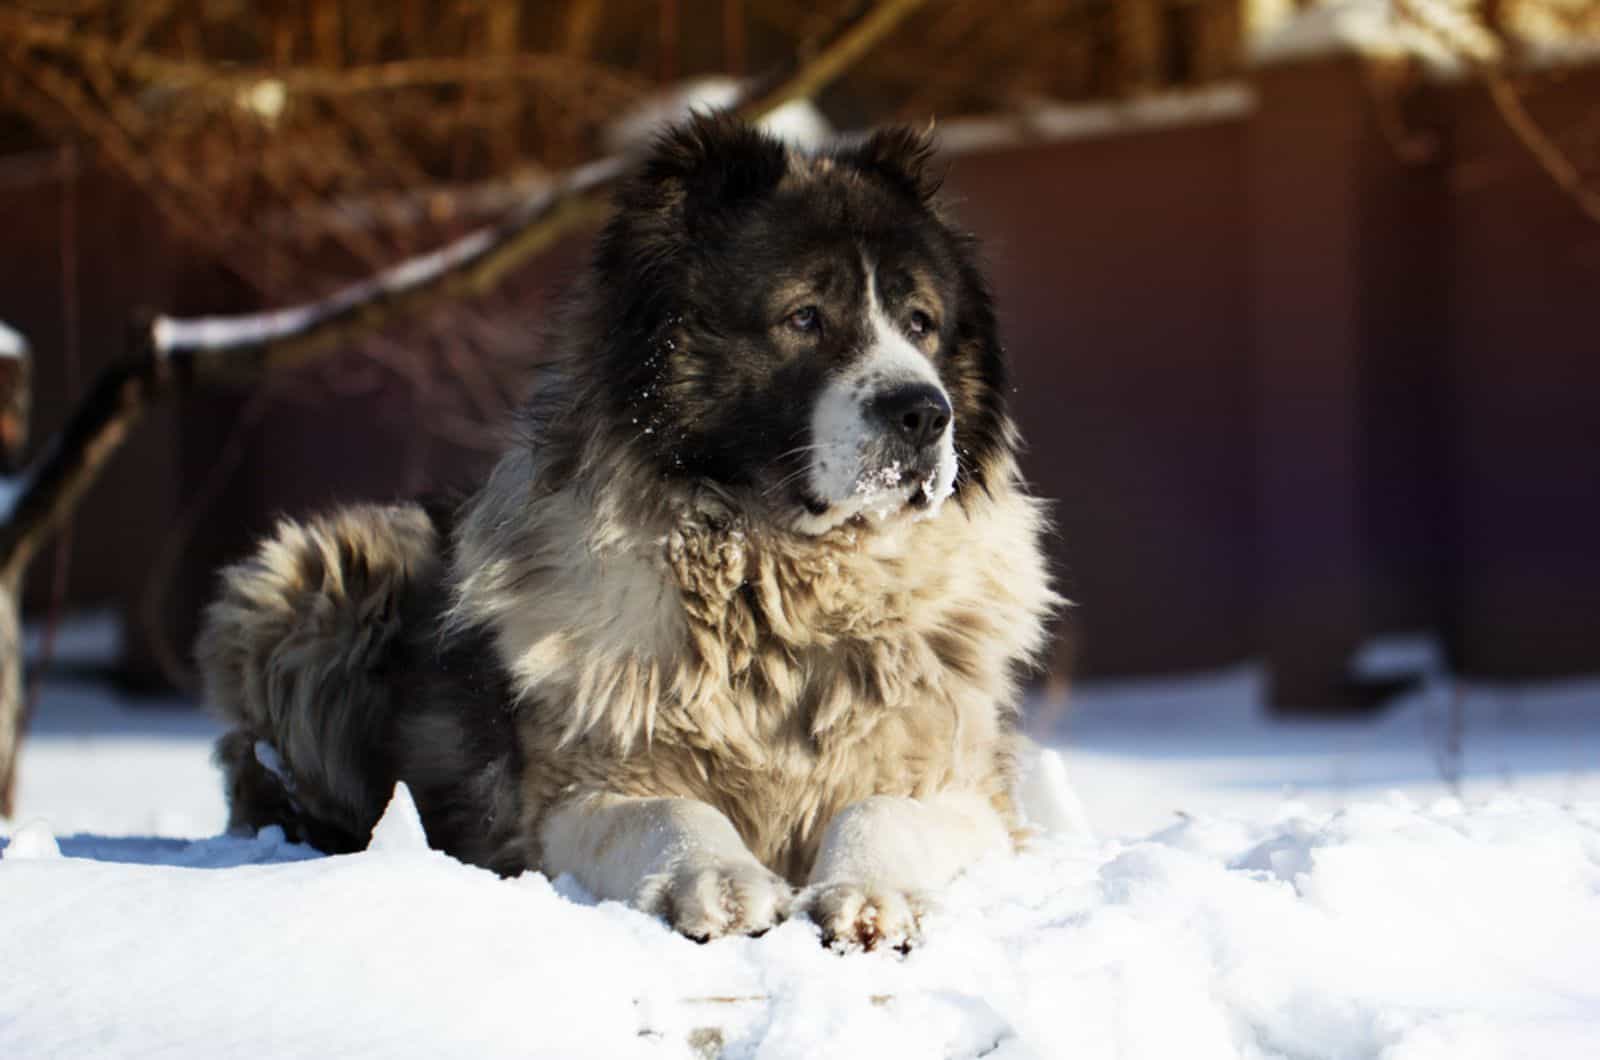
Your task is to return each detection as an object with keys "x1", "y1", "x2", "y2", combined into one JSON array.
[{"x1": 800, "y1": 273, "x2": 957, "y2": 533}]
